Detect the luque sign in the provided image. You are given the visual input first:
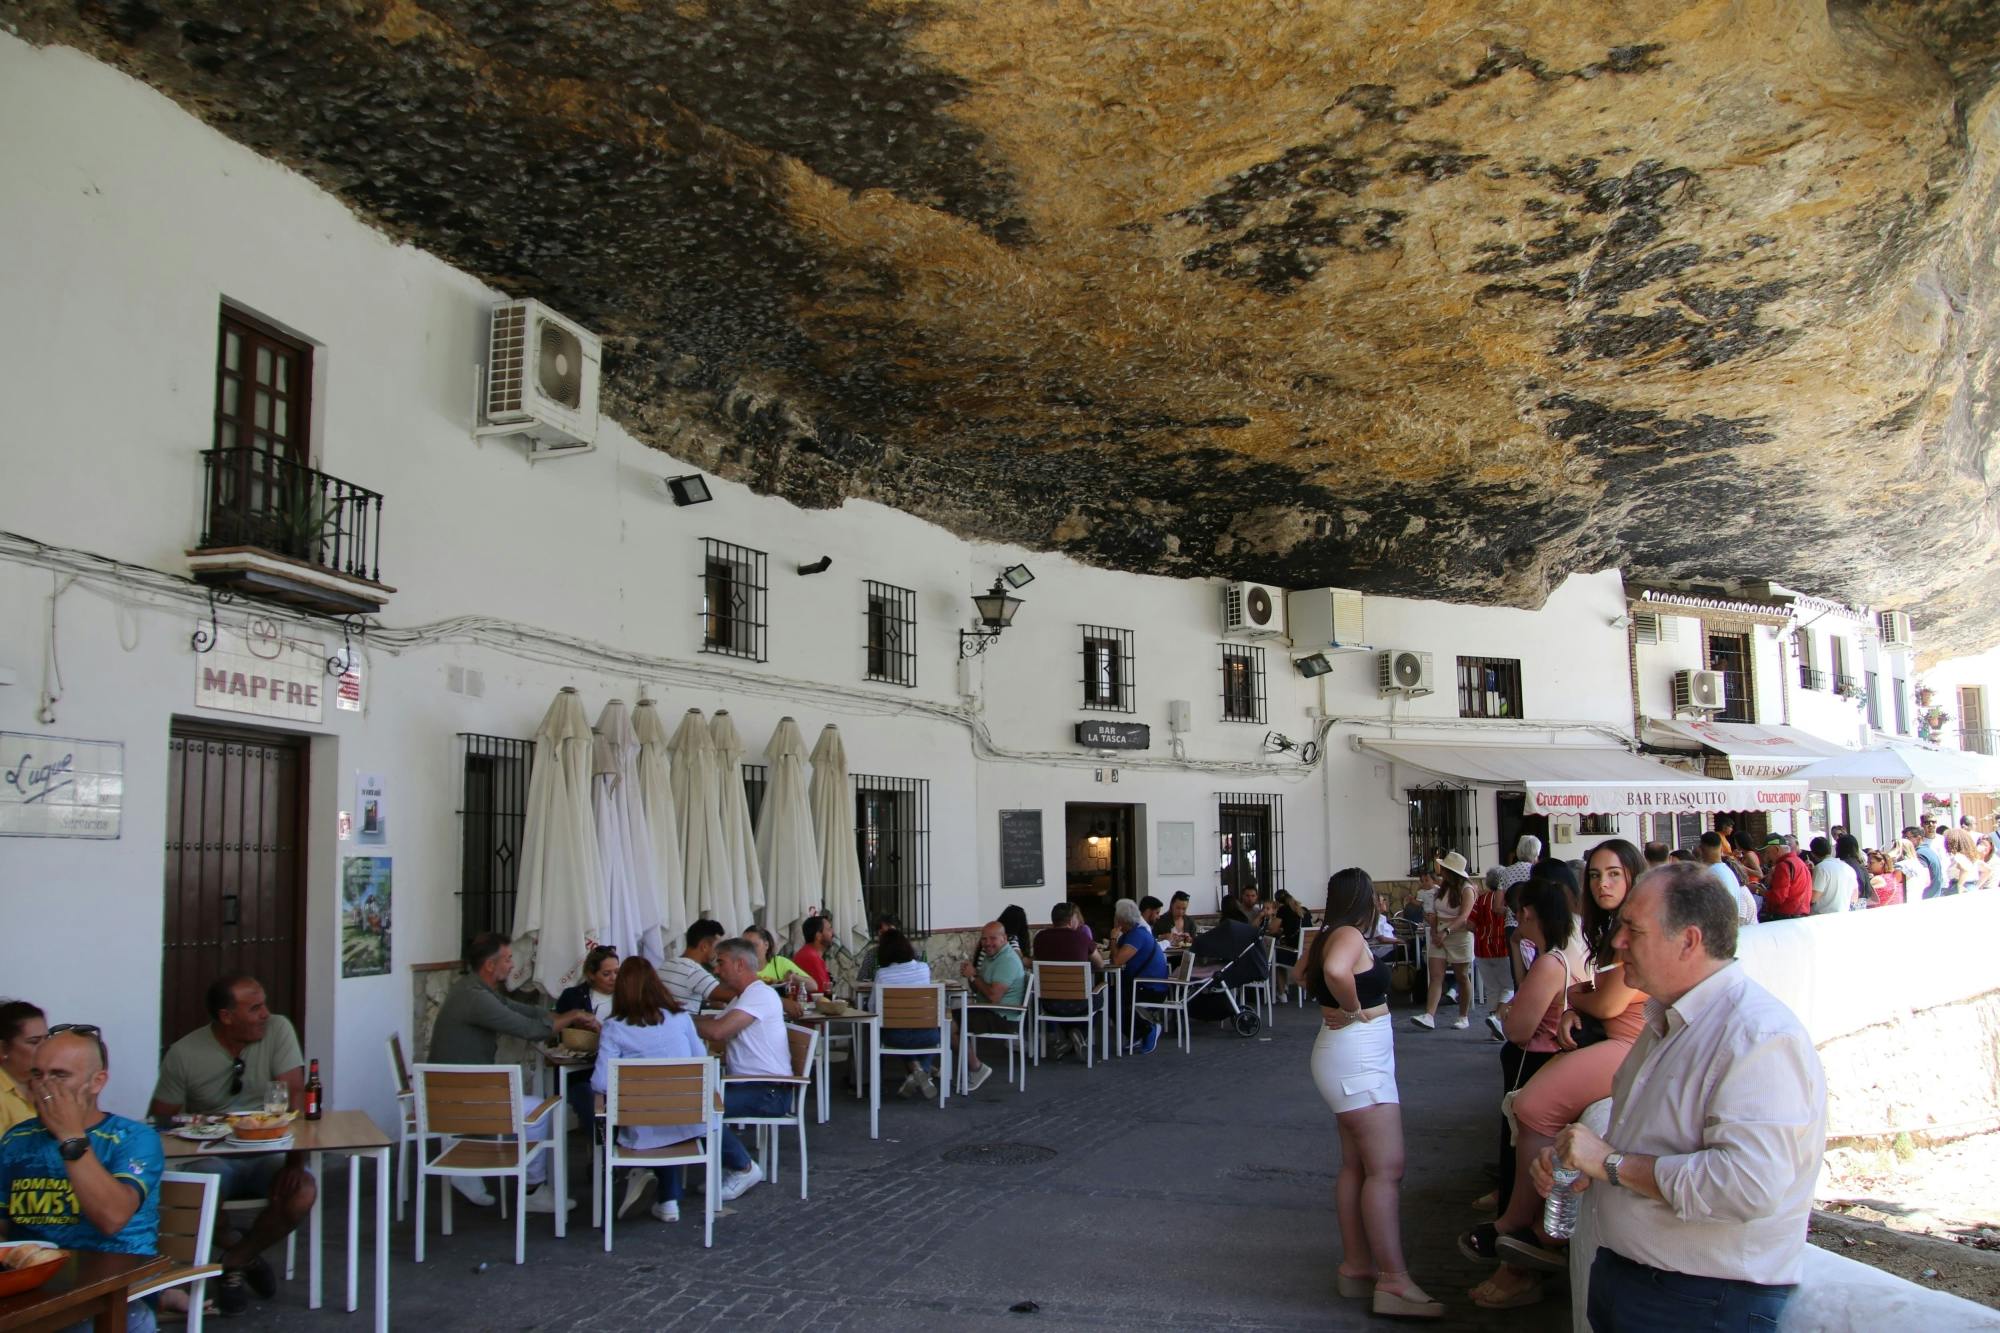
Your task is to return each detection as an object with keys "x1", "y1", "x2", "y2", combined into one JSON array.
[{"x1": 1, "y1": 732, "x2": 124, "y2": 839}]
